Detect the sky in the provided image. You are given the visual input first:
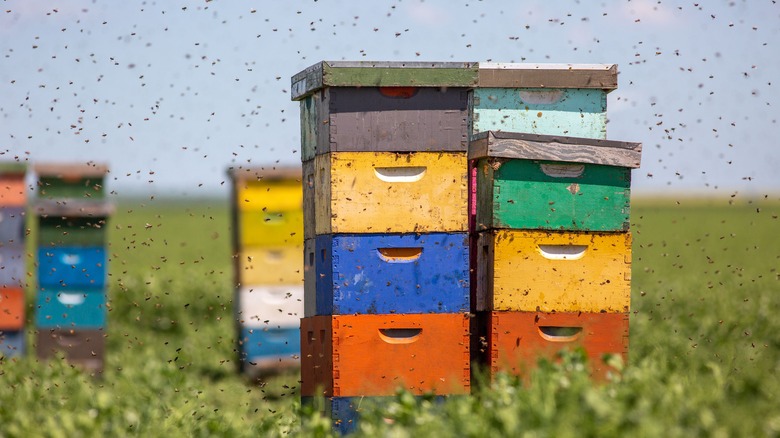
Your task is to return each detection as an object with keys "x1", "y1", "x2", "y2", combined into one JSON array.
[{"x1": 1, "y1": 0, "x2": 778, "y2": 198}]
